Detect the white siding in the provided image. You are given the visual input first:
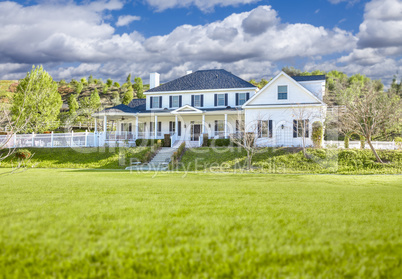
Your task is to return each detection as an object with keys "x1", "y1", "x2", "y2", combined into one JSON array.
[{"x1": 247, "y1": 75, "x2": 320, "y2": 106}]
